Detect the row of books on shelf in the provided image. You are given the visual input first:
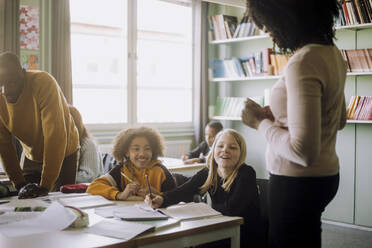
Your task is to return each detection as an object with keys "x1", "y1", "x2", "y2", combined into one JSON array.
[
  {"x1": 209, "y1": 49, "x2": 291, "y2": 79},
  {"x1": 207, "y1": 13, "x2": 263, "y2": 41},
  {"x1": 340, "y1": 49, "x2": 372, "y2": 72},
  {"x1": 347, "y1": 96, "x2": 372, "y2": 120},
  {"x1": 336, "y1": 0, "x2": 372, "y2": 26},
  {"x1": 214, "y1": 96, "x2": 264, "y2": 118}
]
